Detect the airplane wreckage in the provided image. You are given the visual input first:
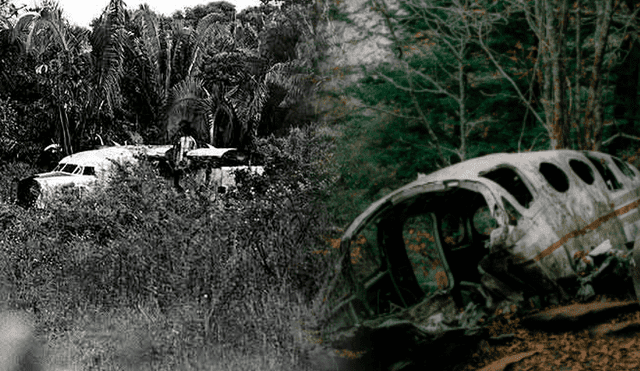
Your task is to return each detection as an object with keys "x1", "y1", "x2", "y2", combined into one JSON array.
[
  {"x1": 313, "y1": 149, "x2": 640, "y2": 371},
  {"x1": 17, "y1": 144, "x2": 264, "y2": 208}
]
